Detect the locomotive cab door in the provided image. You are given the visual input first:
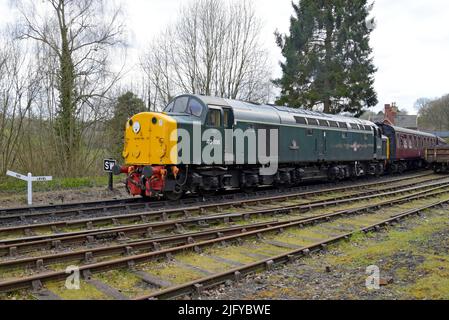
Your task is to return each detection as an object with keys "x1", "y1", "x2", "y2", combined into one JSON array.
[
  {"x1": 223, "y1": 108, "x2": 235, "y2": 164},
  {"x1": 204, "y1": 107, "x2": 225, "y2": 165},
  {"x1": 204, "y1": 106, "x2": 235, "y2": 165}
]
